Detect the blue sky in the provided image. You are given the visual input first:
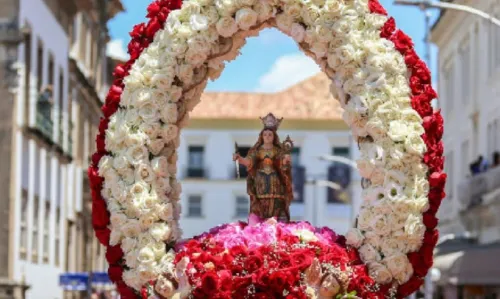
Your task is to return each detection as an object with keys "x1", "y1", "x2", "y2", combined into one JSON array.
[{"x1": 107, "y1": 0, "x2": 439, "y2": 93}]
